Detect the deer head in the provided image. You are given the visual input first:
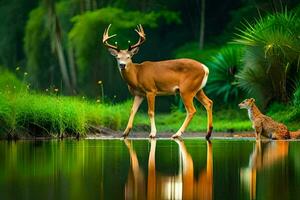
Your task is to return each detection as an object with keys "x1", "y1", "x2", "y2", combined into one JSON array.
[
  {"x1": 239, "y1": 98, "x2": 255, "y2": 109},
  {"x1": 102, "y1": 24, "x2": 146, "y2": 70}
]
